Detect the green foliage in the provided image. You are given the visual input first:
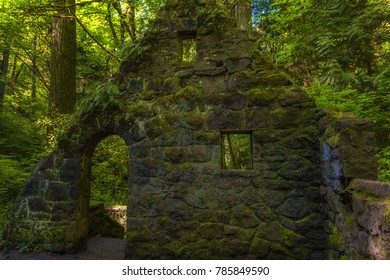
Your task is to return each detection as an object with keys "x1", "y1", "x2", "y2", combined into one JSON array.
[
  {"x1": 90, "y1": 135, "x2": 128, "y2": 205},
  {"x1": 255, "y1": 0, "x2": 390, "y2": 88},
  {"x1": 71, "y1": 79, "x2": 123, "y2": 122},
  {"x1": 0, "y1": 157, "x2": 29, "y2": 199},
  {"x1": 307, "y1": 85, "x2": 389, "y2": 127},
  {"x1": 0, "y1": 111, "x2": 44, "y2": 235},
  {"x1": 181, "y1": 39, "x2": 197, "y2": 63},
  {"x1": 374, "y1": 67, "x2": 390, "y2": 94},
  {"x1": 197, "y1": 0, "x2": 235, "y2": 32},
  {"x1": 0, "y1": 111, "x2": 44, "y2": 163},
  {"x1": 377, "y1": 147, "x2": 390, "y2": 183},
  {"x1": 119, "y1": 42, "x2": 150, "y2": 61}
]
